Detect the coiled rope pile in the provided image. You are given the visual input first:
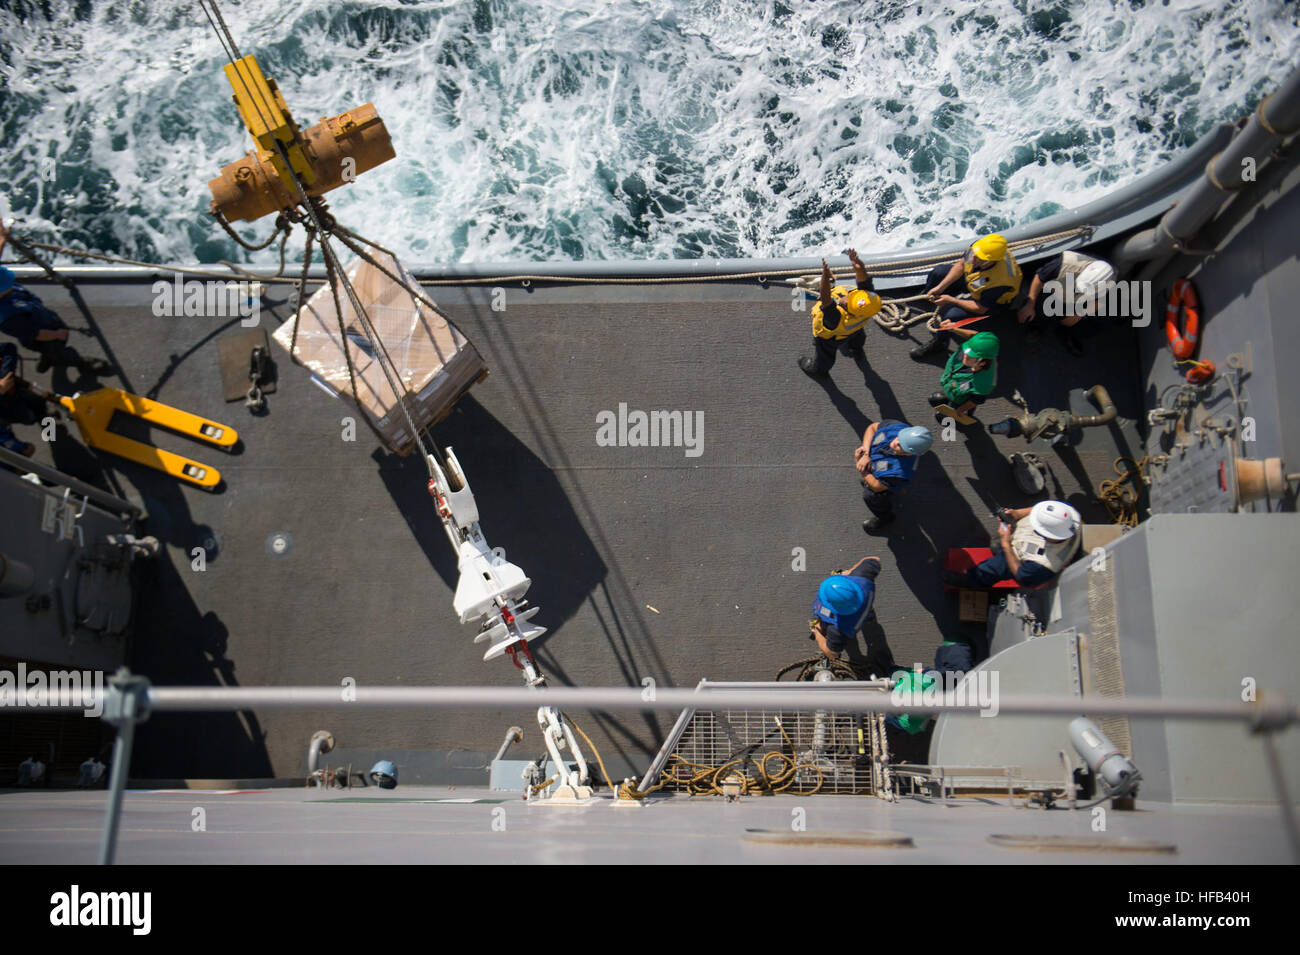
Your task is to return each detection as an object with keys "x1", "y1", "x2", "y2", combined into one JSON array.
[
  {"x1": 1097, "y1": 455, "x2": 1149, "y2": 527},
  {"x1": 652, "y1": 717, "x2": 826, "y2": 797},
  {"x1": 775, "y1": 654, "x2": 868, "y2": 683}
]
